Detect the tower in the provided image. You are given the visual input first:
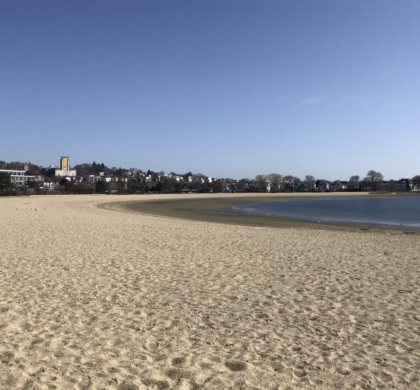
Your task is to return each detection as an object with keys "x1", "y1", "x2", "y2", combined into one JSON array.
[{"x1": 60, "y1": 156, "x2": 70, "y2": 171}]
